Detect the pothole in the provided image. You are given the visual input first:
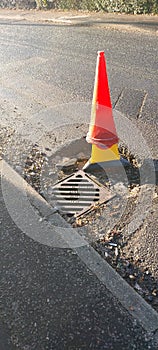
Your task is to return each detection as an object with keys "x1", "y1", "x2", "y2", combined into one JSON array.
[
  {"x1": 22, "y1": 137, "x2": 158, "y2": 311},
  {"x1": 22, "y1": 138, "x2": 142, "y2": 248},
  {"x1": 1, "y1": 129, "x2": 157, "y2": 312}
]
